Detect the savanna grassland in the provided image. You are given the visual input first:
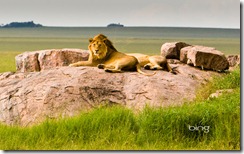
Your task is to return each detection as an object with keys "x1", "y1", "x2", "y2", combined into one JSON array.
[
  {"x1": 0, "y1": 27, "x2": 240, "y2": 150},
  {"x1": 0, "y1": 27, "x2": 240, "y2": 72}
]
